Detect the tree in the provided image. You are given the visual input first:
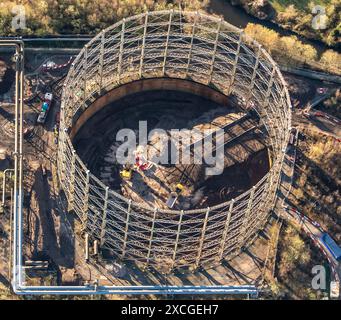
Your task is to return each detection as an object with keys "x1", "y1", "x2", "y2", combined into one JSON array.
[
  {"x1": 320, "y1": 50, "x2": 341, "y2": 70},
  {"x1": 278, "y1": 5, "x2": 299, "y2": 25},
  {"x1": 279, "y1": 226, "x2": 310, "y2": 276}
]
